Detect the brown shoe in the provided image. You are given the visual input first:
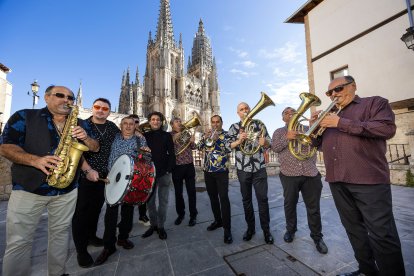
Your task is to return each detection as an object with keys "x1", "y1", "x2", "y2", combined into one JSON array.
[
  {"x1": 94, "y1": 248, "x2": 116, "y2": 266},
  {"x1": 117, "y1": 239, "x2": 134, "y2": 249}
]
